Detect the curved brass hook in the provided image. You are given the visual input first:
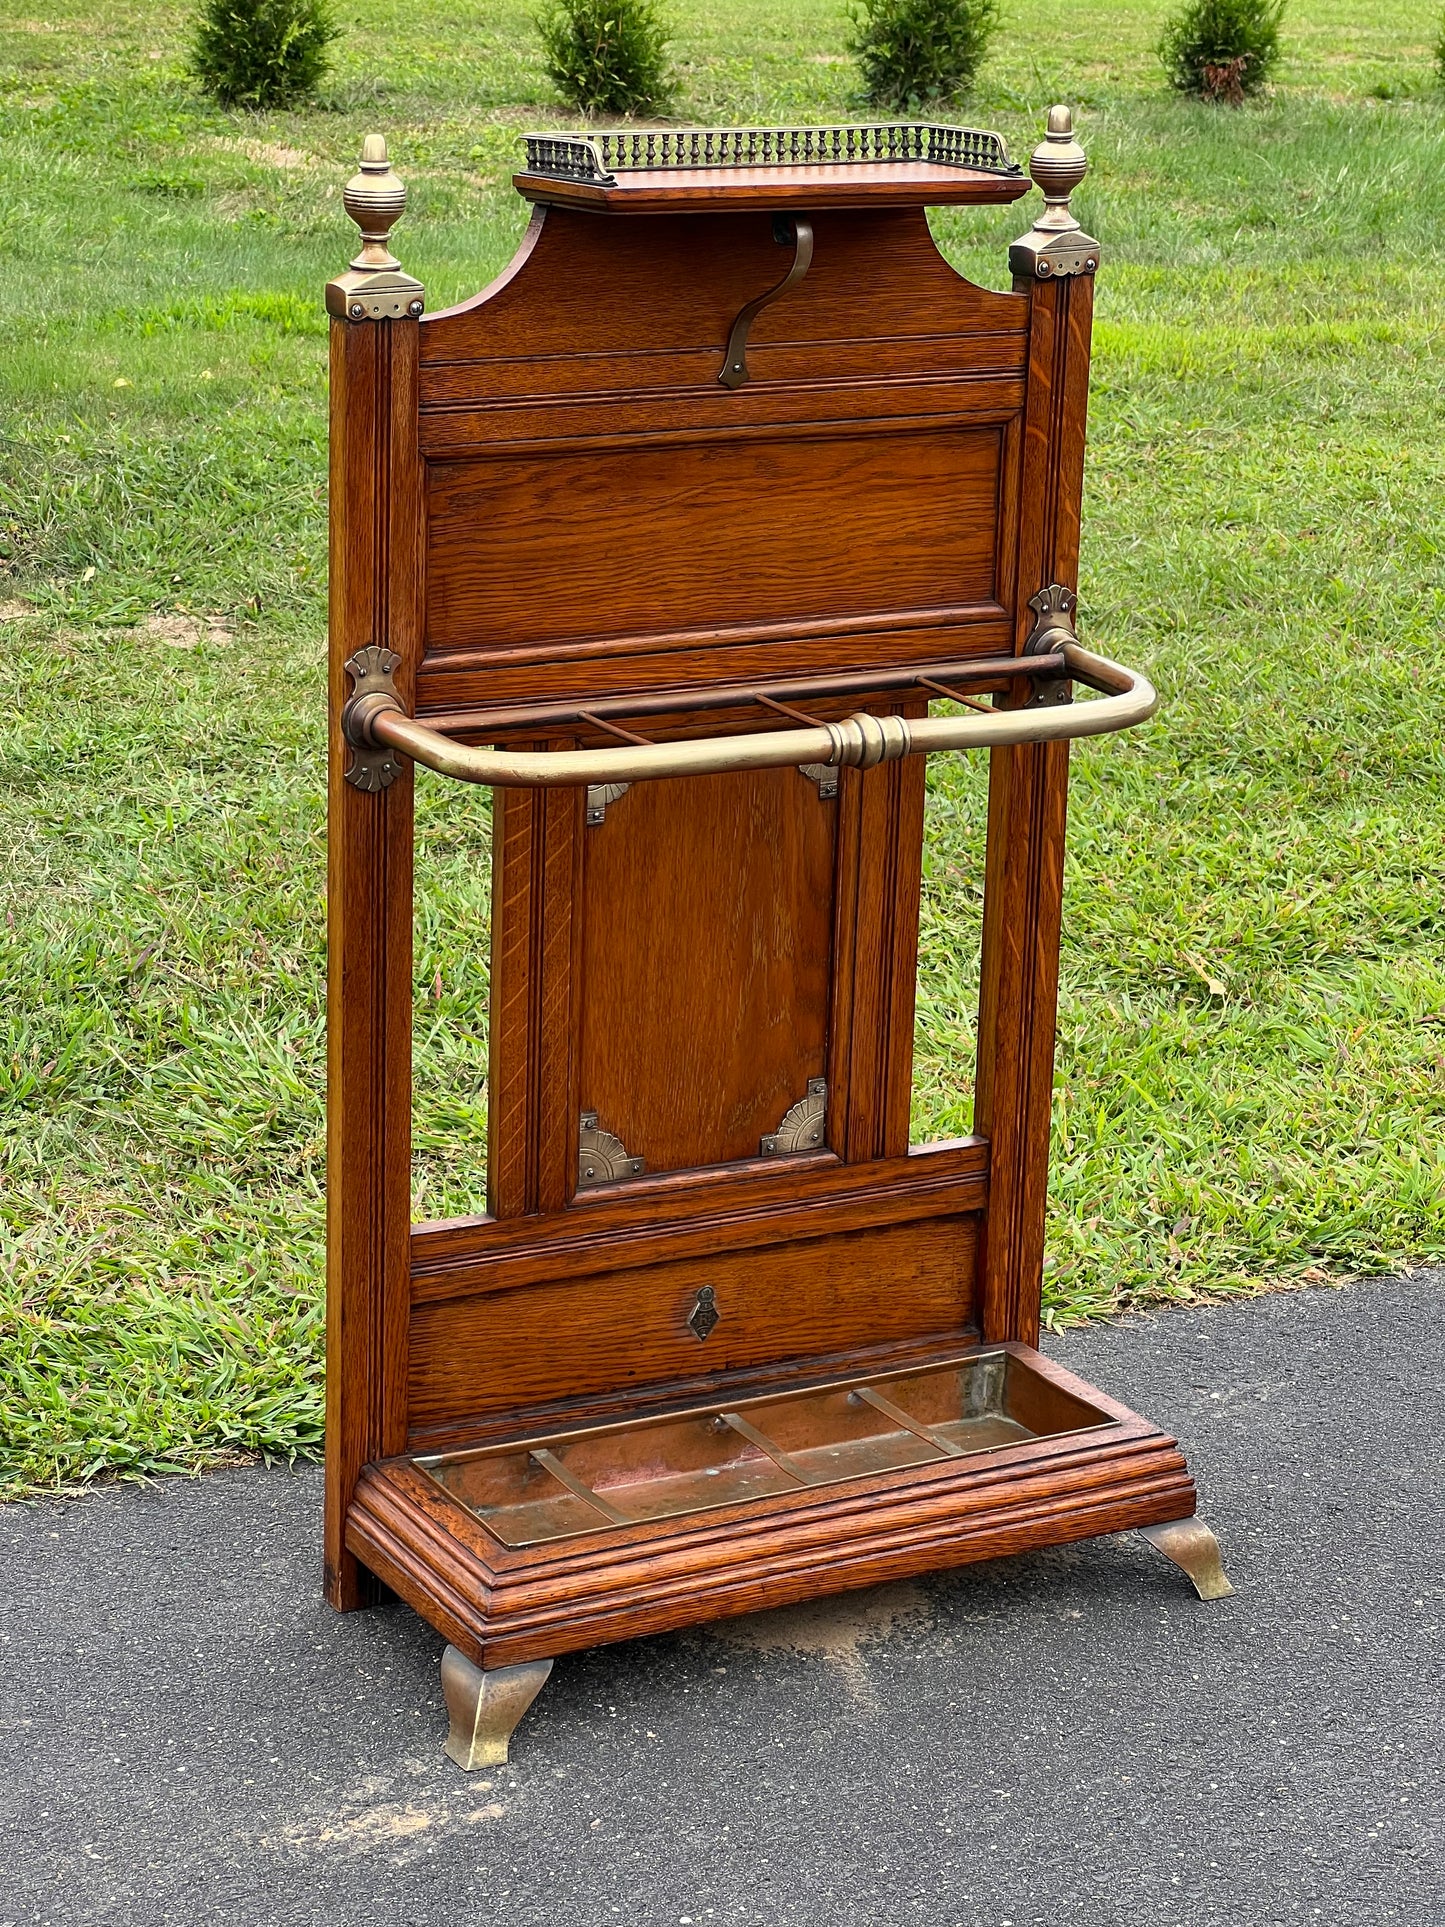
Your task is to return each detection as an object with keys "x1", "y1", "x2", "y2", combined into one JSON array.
[{"x1": 717, "y1": 215, "x2": 815, "y2": 390}]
